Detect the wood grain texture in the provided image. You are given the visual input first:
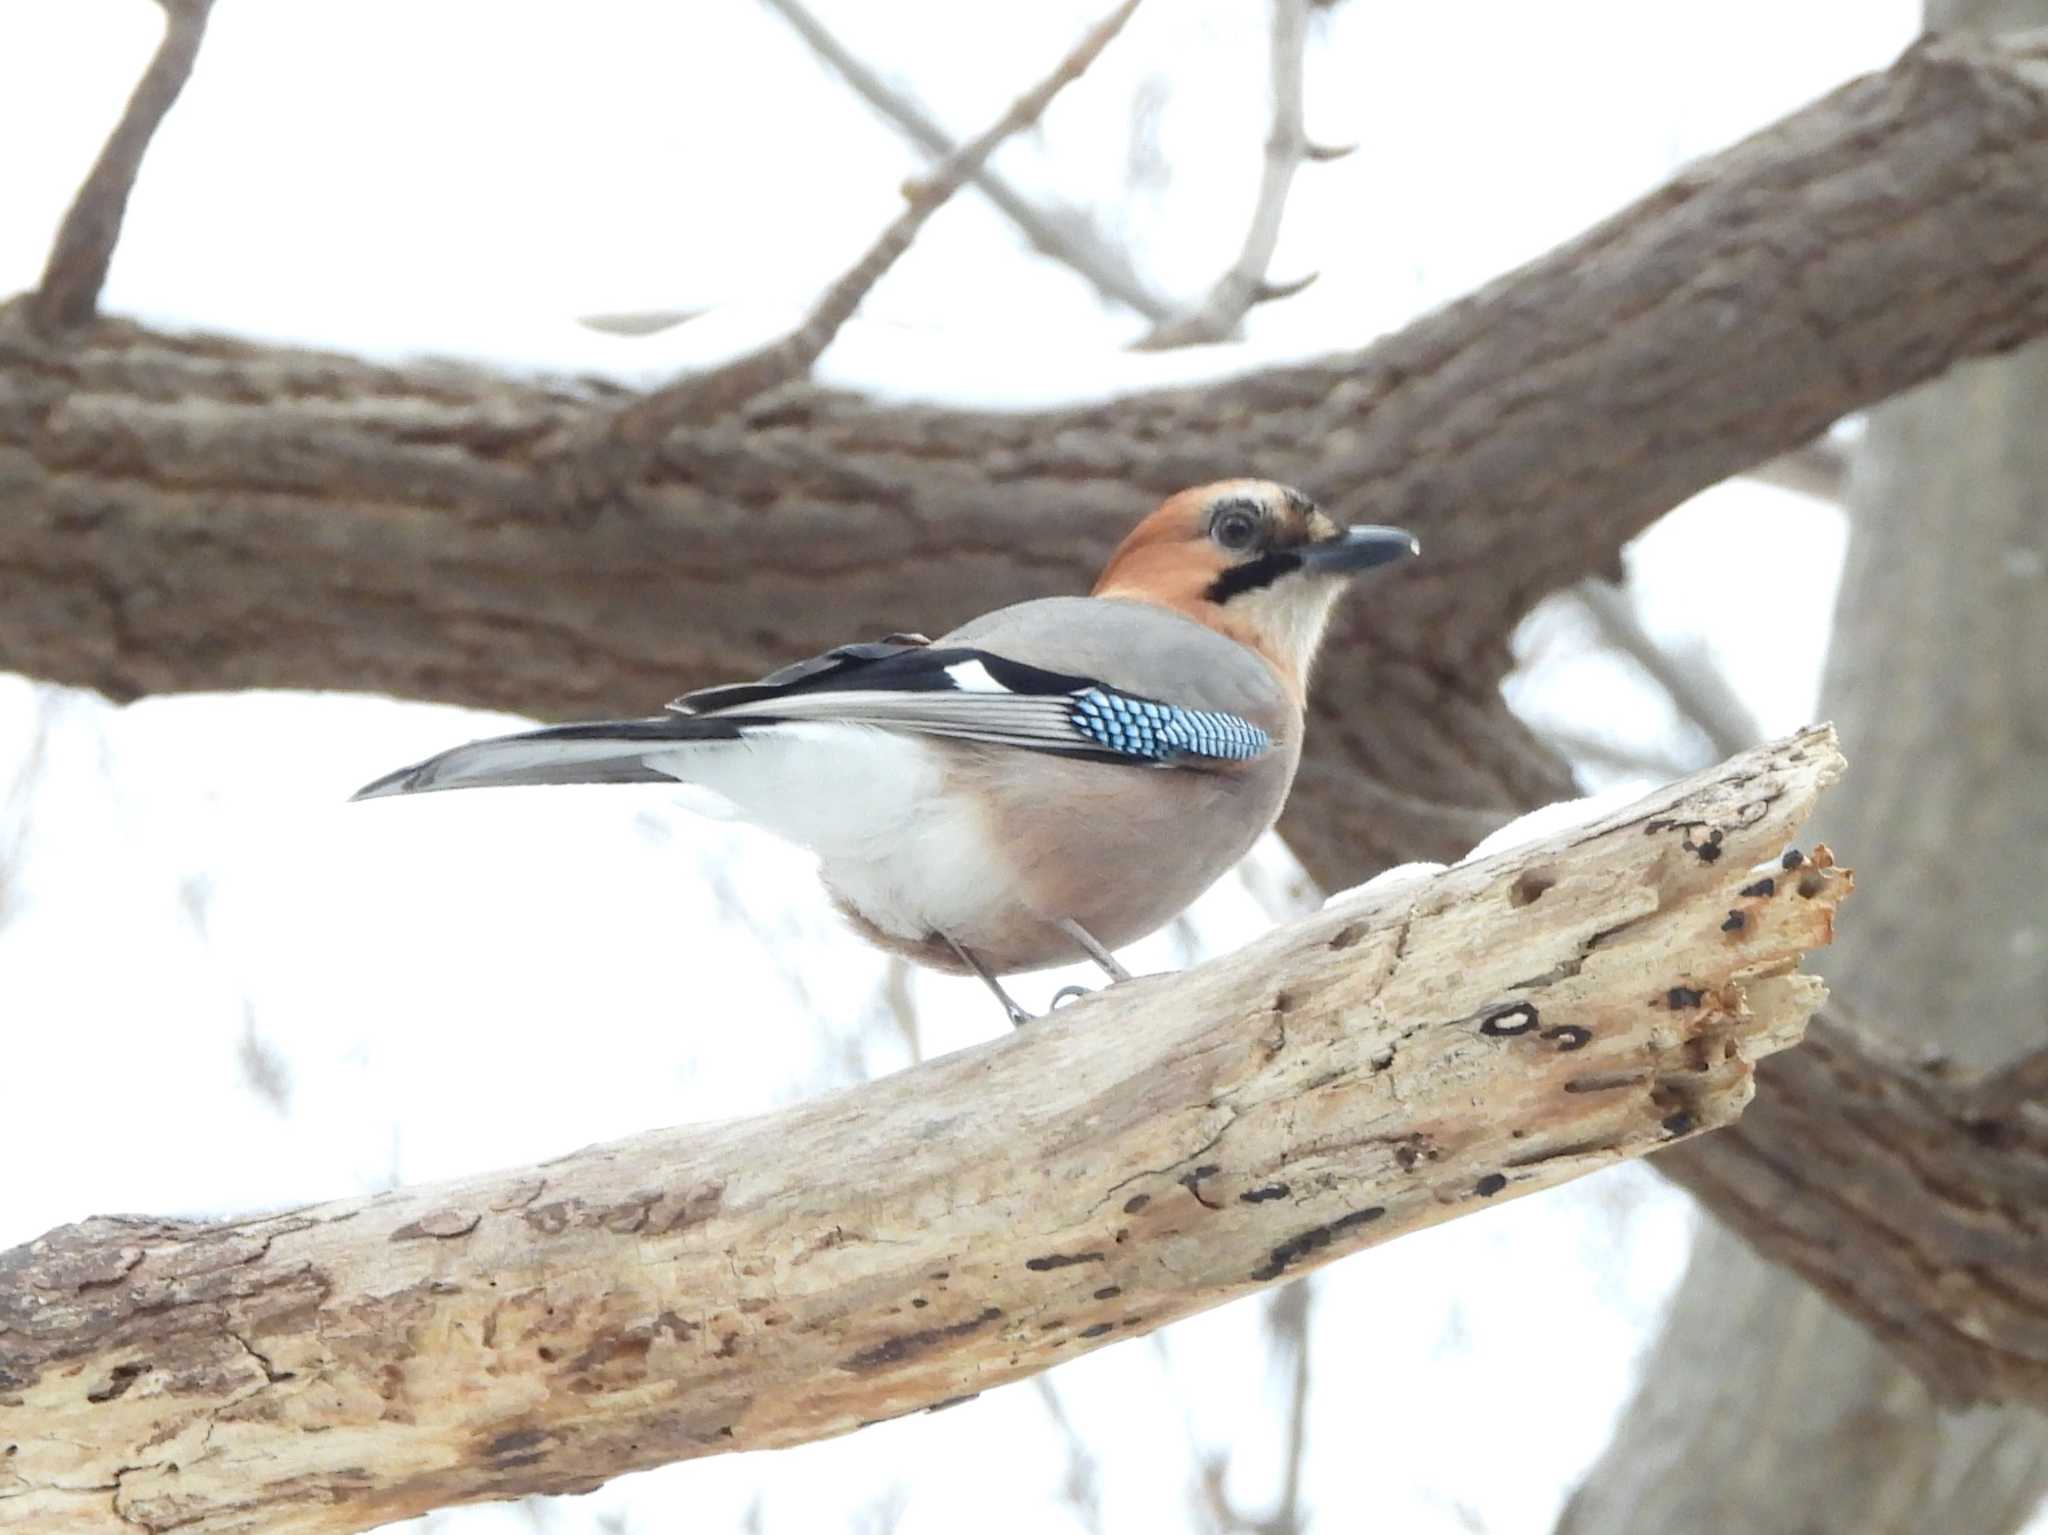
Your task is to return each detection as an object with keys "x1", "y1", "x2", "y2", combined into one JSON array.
[
  {"x1": 0, "y1": 729, "x2": 1846, "y2": 1535},
  {"x1": 5, "y1": 33, "x2": 2048, "y2": 890}
]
